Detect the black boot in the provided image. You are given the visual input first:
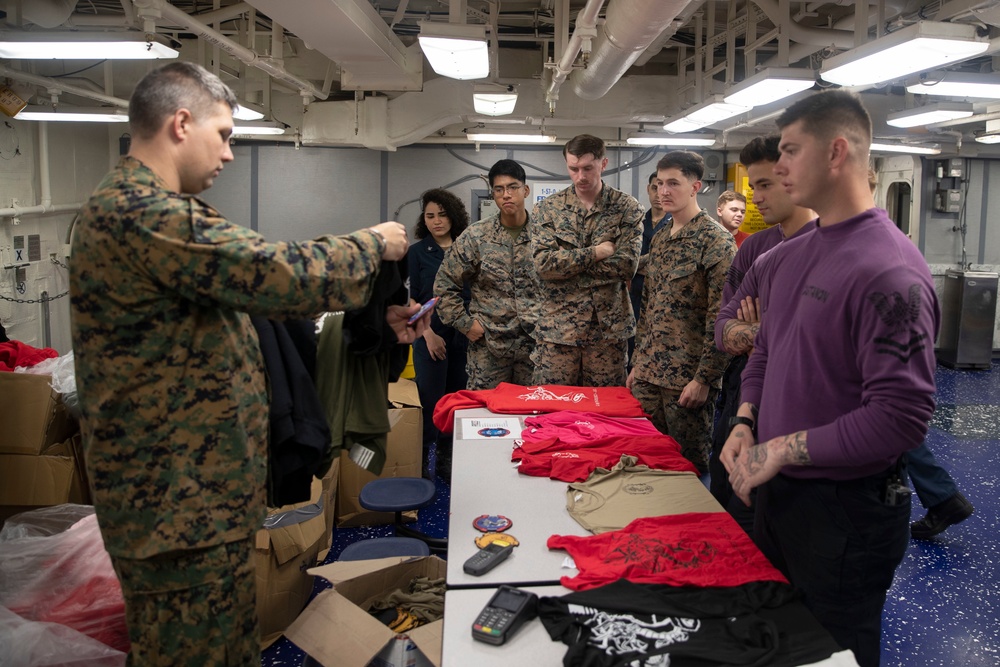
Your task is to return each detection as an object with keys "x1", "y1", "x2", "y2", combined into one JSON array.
[{"x1": 436, "y1": 439, "x2": 453, "y2": 481}]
